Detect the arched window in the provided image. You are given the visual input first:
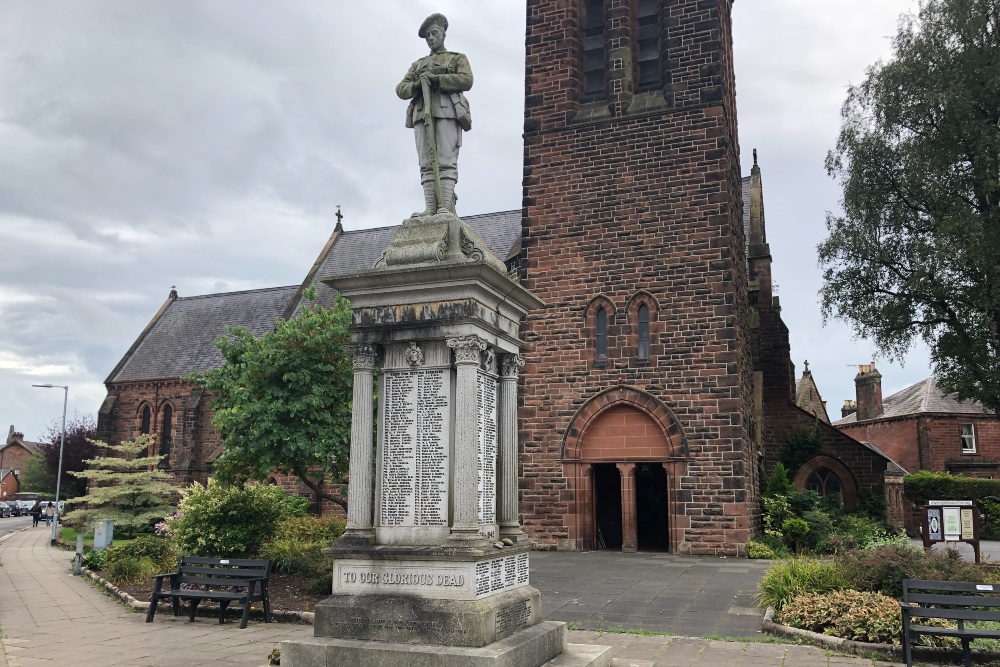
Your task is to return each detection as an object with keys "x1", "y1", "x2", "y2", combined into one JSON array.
[
  {"x1": 807, "y1": 467, "x2": 843, "y2": 499},
  {"x1": 582, "y1": 0, "x2": 606, "y2": 99},
  {"x1": 159, "y1": 404, "x2": 173, "y2": 464},
  {"x1": 596, "y1": 308, "x2": 608, "y2": 362},
  {"x1": 637, "y1": 304, "x2": 649, "y2": 360},
  {"x1": 140, "y1": 405, "x2": 152, "y2": 435},
  {"x1": 633, "y1": 0, "x2": 661, "y2": 91}
]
